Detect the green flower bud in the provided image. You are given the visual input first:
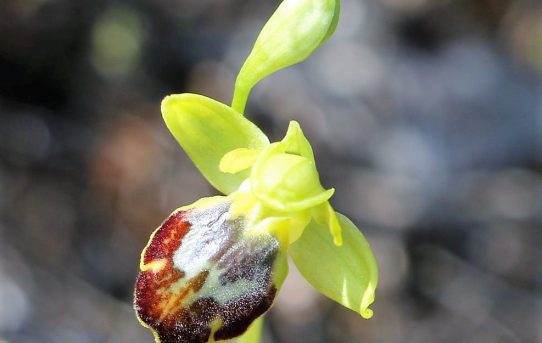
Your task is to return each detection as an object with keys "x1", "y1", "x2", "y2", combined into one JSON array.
[{"x1": 232, "y1": 0, "x2": 341, "y2": 113}]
